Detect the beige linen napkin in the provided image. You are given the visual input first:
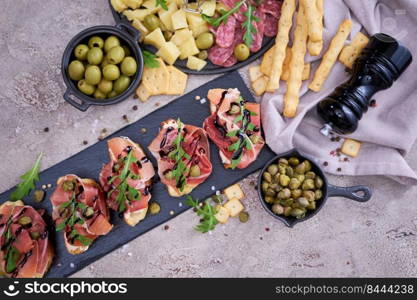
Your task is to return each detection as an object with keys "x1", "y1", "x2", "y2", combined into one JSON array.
[{"x1": 261, "y1": 0, "x2": 417, "y2": 184}]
